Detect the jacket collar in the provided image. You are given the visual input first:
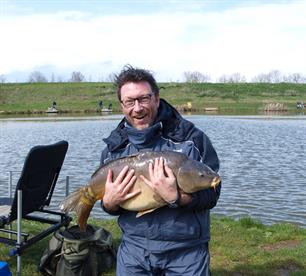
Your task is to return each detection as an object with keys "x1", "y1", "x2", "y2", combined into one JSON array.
[
  {"x1": 125, "y1": 121, "x2": 163, "y2": 149},
  {"x1": 103, "y1": 99, "x2": 193, "y2": 152}
]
